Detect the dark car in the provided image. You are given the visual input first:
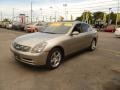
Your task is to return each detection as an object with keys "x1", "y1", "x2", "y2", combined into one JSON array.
[
  {"x1": 94, "y1": 20, "x2": 105, "y2": 31},
  {"x1": 0, "y1": 21, "x2": 2, "y2": 28},
  {"x1": 0, "y1": 21, "x2": 10, "y2": 28}
]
